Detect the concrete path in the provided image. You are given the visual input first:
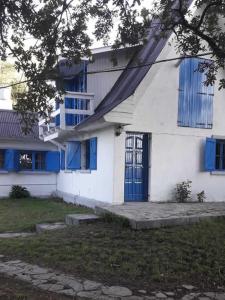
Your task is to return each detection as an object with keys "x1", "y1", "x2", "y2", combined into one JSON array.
[
  {"x1": 0, "y1": 232, "x2": 35, "y2": 238},
  {"x1": 96, "y1": 202, "x2": 225, "y2": 229},
  {"x1": 0, "y1": 255, "x2": 224, "y2": 300}
]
